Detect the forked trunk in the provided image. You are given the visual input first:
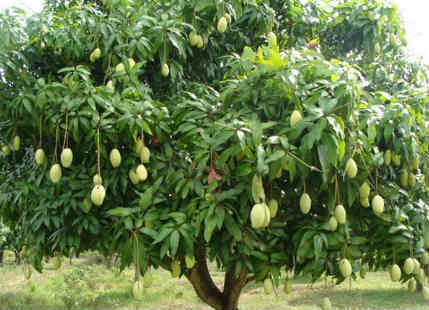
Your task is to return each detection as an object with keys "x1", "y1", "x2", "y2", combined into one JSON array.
[
  {"x1": 185, "y1": 247, "x2": 248, "y2": 310},
  {"x1": 15, "y1": 251, "x2": 21, "y2": 265}
]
